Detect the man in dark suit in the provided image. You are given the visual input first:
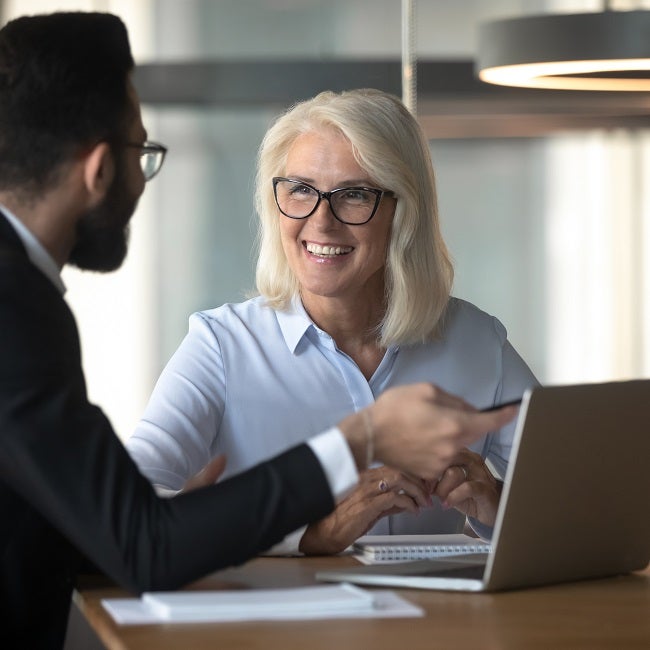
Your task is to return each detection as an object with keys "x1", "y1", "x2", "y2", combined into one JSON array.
[{"x1": 0, "y1": 12, "x2": 516, "y2": 649}]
